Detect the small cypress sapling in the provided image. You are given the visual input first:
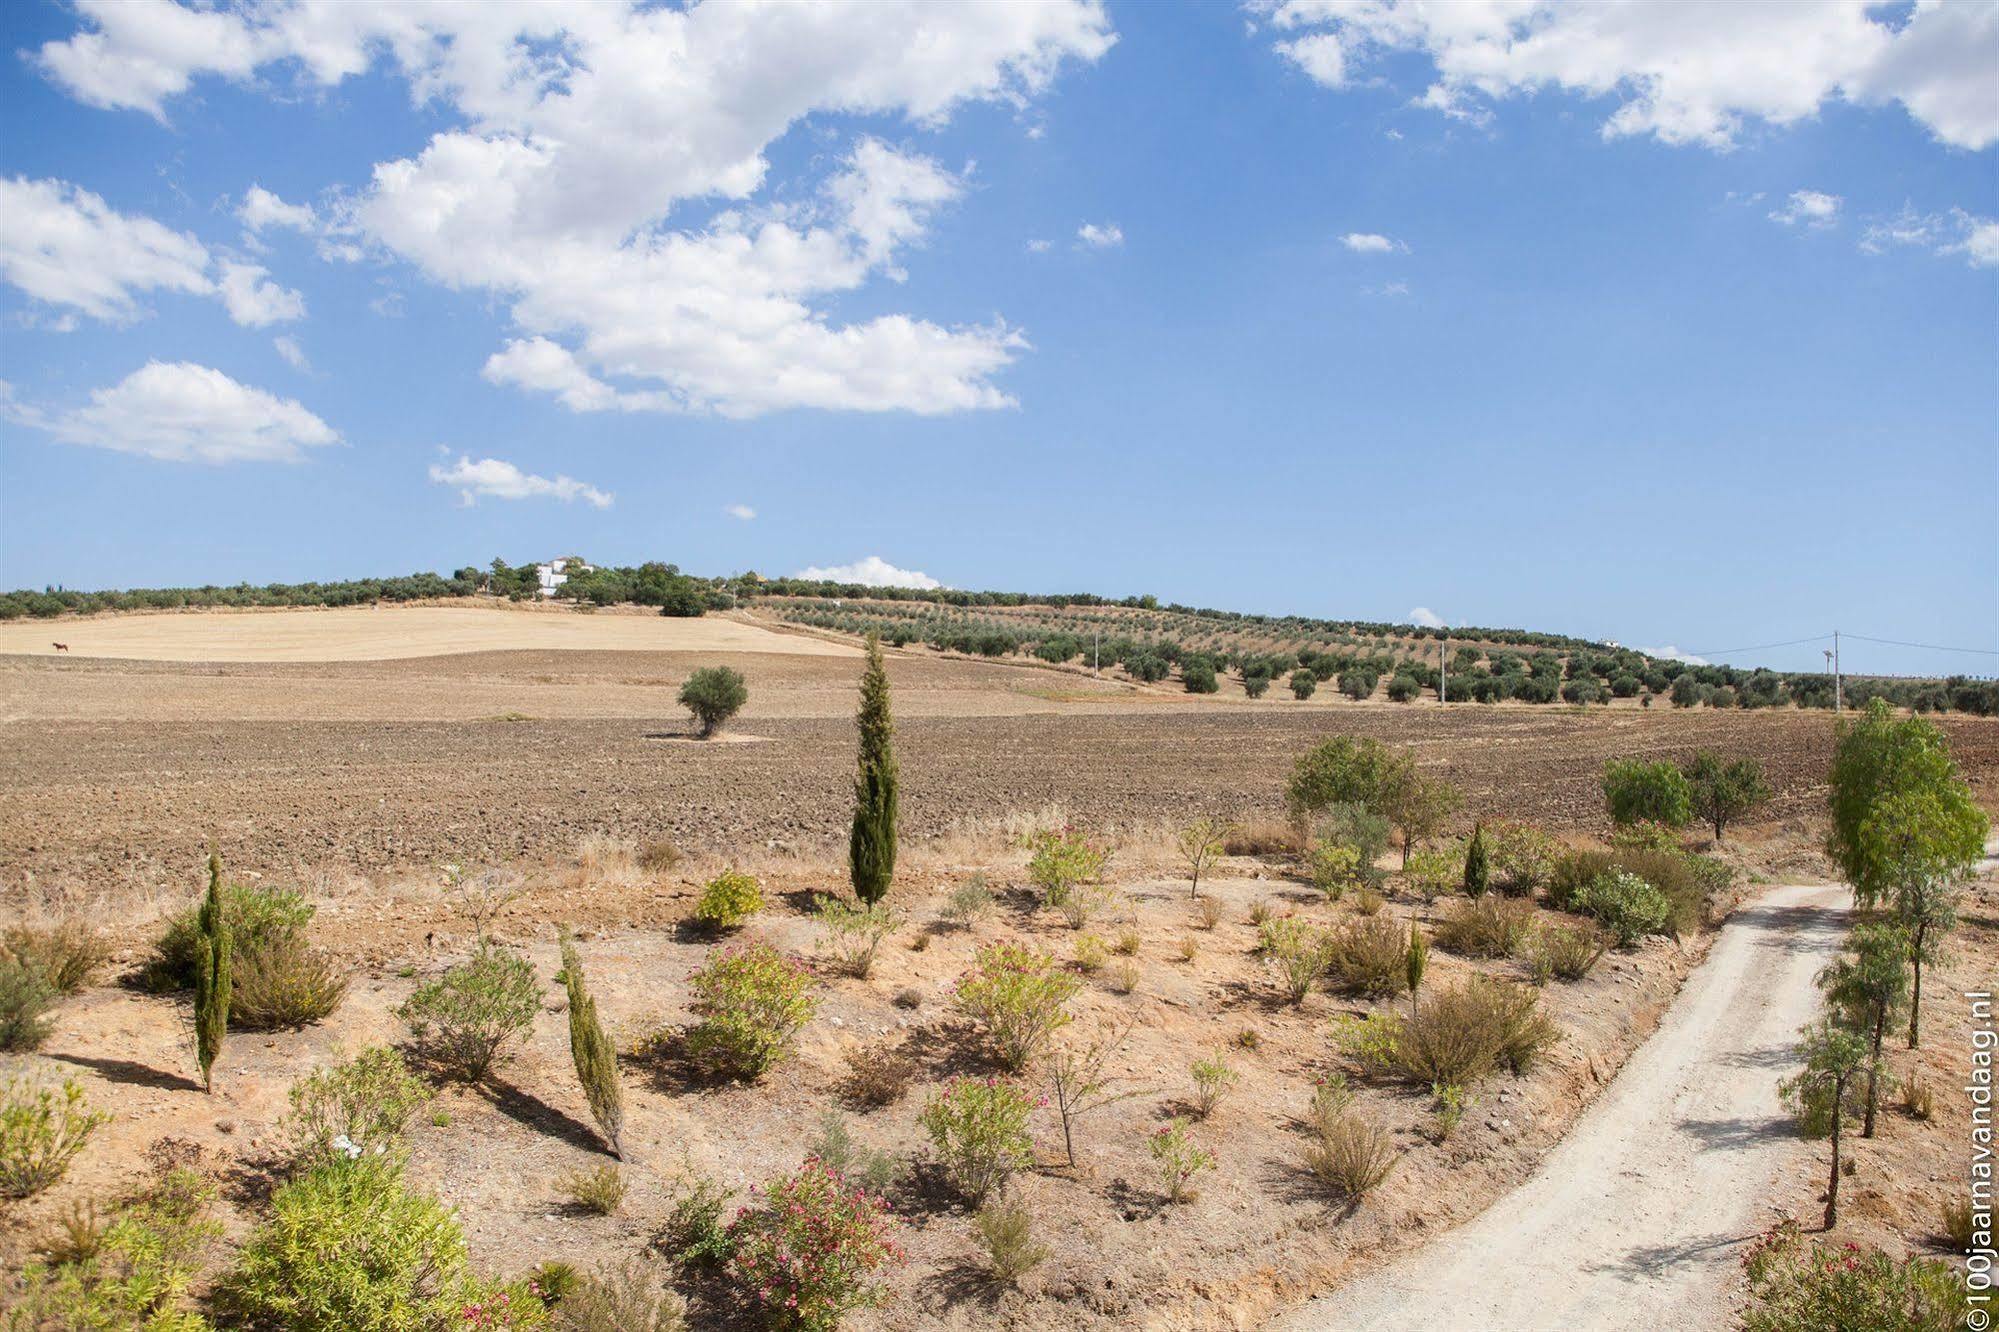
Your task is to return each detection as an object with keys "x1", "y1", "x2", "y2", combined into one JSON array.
[
  {"x1": 560, "y1": 929, "x2": 624, "y2": 1159},
  {"x1": 849, "y1": 634, "x2": 899, "y2": 906},
  {"x1": 1405, "y1": 922, "x2": 1428, "y2": 1017},
  {"x1": 194, "y1": 852, "x2": 232, "y2": 1094},
  {"x1": 1462, "y1": 824, "x2": 1490, "y2": 899}
]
